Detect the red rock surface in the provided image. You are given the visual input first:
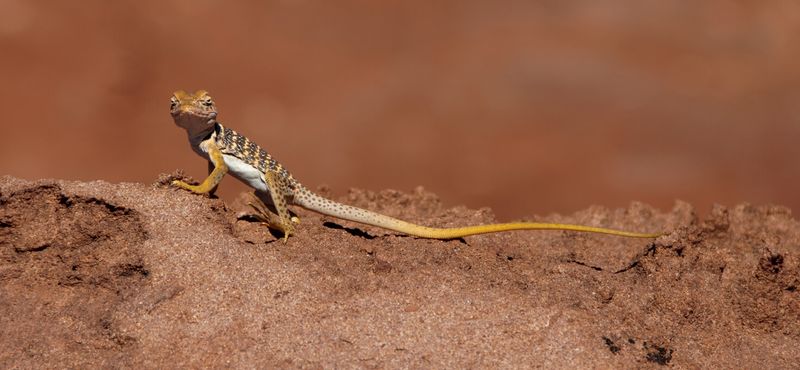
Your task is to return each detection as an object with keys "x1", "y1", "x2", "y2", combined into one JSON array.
[
  {"x1": 1, "y1": 176, "x2": 798, "y2": 367},
  {"x1": 1, "y1": 1, "x2": 799, "y2": 220}
]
